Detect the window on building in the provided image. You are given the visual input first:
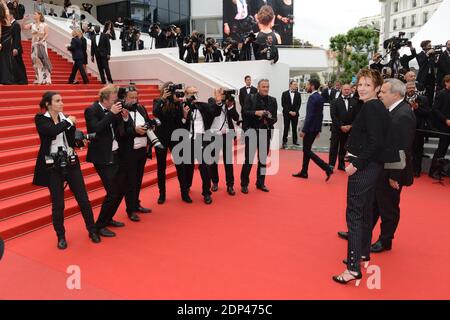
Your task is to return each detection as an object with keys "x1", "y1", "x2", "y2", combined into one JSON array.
[
  {"x1": 402, "y1": 16, "x2": 406, "y2": 28},
  {"x1": 393, "y1": 2, "x2": 399, "y2": 12},
  {"x1": 192, "y1": 18, "x2": 222, "y2": 38},
  {"x1": 423, "y1": 12, "x2": 429, "y2": 24},
  {"x1": 412, "y1": 0, "x2": 417, "y2": 8},
  {"x1": 411, "y1": 14, "x2": 416, "y2": 26},
  {"x1": 393, "y1": 18, "x2": 397, "y2": 30}
]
